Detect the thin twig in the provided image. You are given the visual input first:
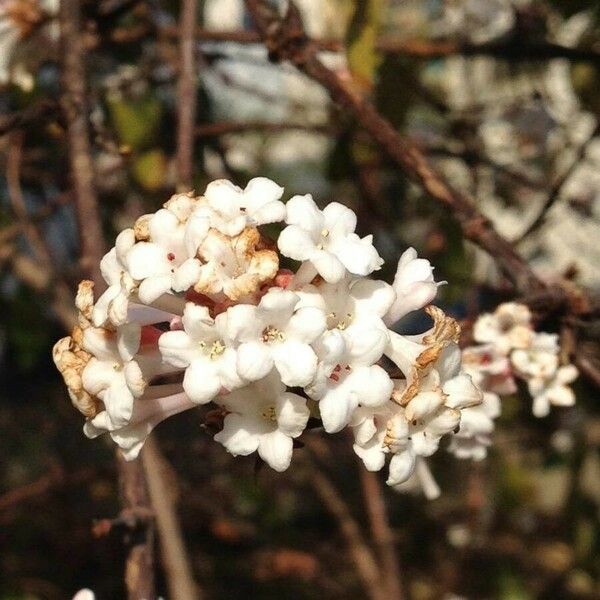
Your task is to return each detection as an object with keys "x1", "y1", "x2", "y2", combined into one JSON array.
[
  {"x1": 59, "y1": 2, "x2": 155, "y2": 597},
  {"x1": 0, "y1": 99, "x2": 60, "y2": 136},
  {"x1": 143, "y1": 437, "x2": 201, "y2": 600},
  {"x1": 195, "y1": 120, "x2": 332, "y2": 138},
  {"x1": 374, "y1": 37, "x2": 600, "y2": 64},
  {"x1": 176, "y1": 0, "x2": 199, "y2": 190},
  {"x1": 303, "y1": 453, "x2": 386, "y2": 600},
  {"x1": 358, "y1": 468, "x2": 404, "y2": 600},
  {"x1": 514, "y1": 122, "x2": 600, "y2": 244},
  {"x1": 6, "y1": 132, "x2": 53, "y2": 264},
  {"x1": 244, "y1": 0, "x2": 544, "y2": 296}
]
